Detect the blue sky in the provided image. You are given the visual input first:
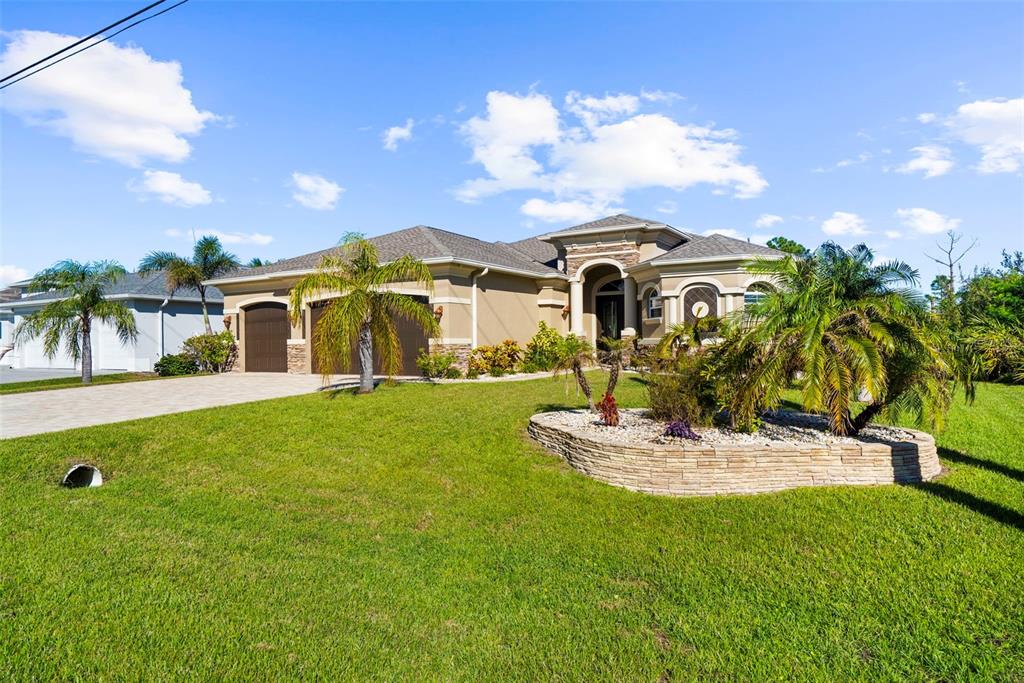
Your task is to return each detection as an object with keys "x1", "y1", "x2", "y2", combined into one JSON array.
[{"x1": 2, "y1": 1, "x2": 1022, "y2": 288}]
